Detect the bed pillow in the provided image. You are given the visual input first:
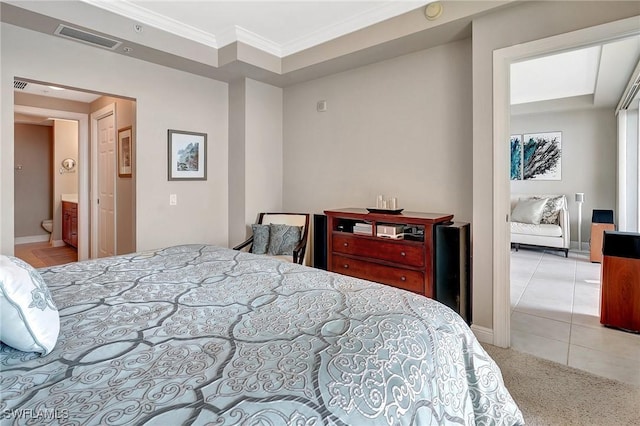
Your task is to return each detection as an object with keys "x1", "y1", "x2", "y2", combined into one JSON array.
[
  {"x1": 0, "y1": 256, "x2": 60, "y2": 355},
  {"x1": 511, "y1": 198, "x2": 548, "y2": 225},
  {"x1": 268, "y1": 224, "x2": 302, "y2": 256},
  {"x1": 251, "y1": 224, "x2": 270, "y2": 254},
  {"x1": 533, "y1": 195, "x2": 564, "y2": 225}
]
